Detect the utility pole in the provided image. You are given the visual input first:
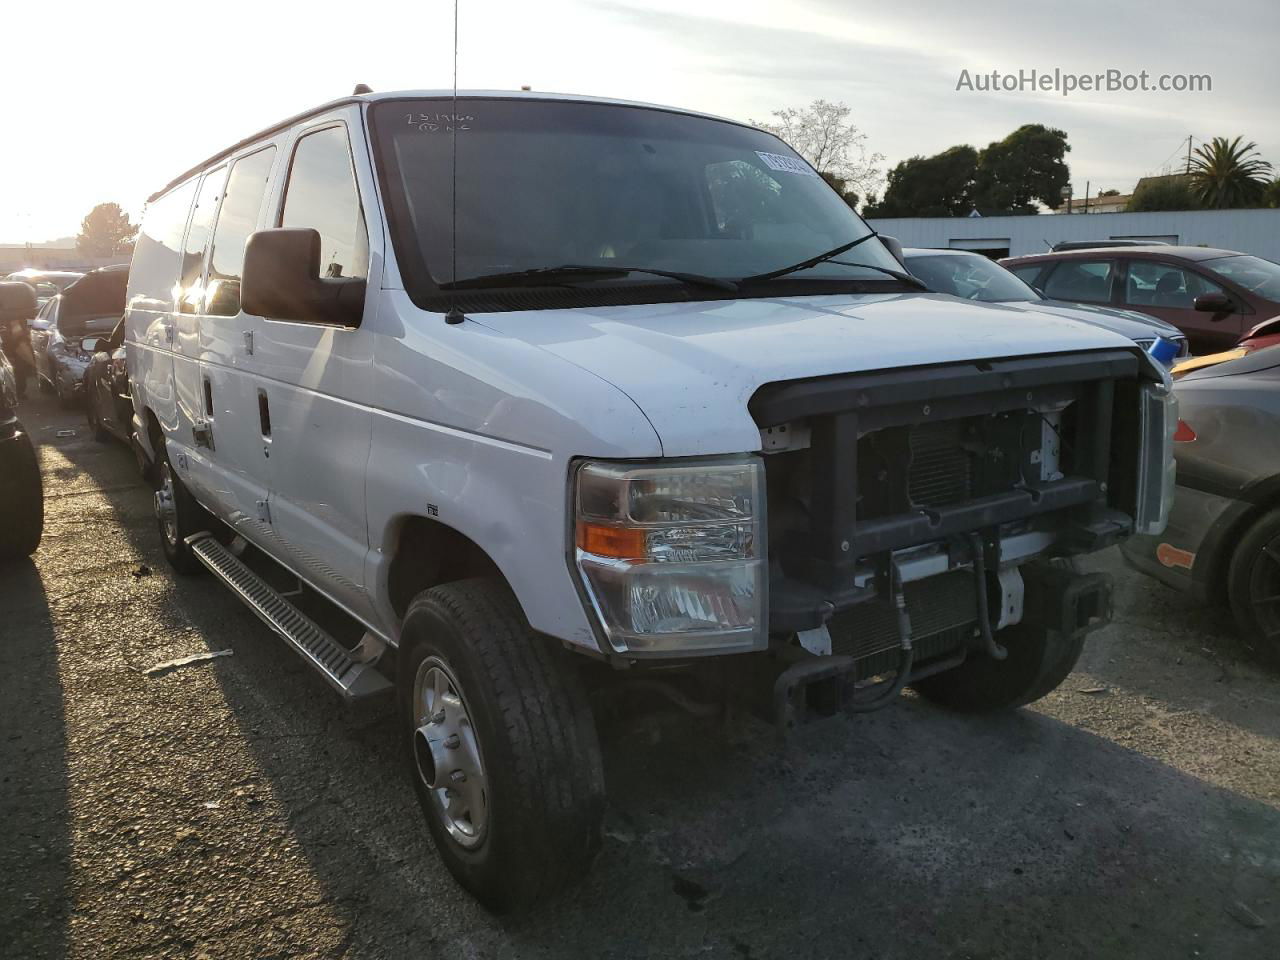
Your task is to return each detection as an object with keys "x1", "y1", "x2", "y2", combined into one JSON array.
[{"x1": 1185, "y1": 135, "x2": 1193, "y2": 176}]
